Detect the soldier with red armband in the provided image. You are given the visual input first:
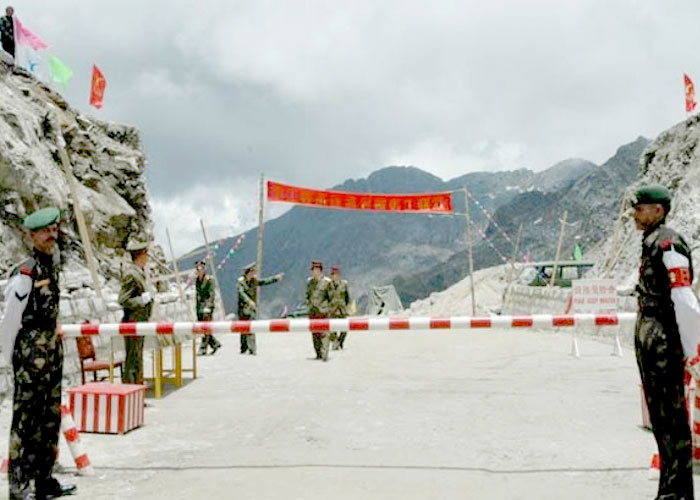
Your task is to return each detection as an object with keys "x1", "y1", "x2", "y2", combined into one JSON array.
[{"x1": 632, "y1": 184, "x2": 700, "y2": 500}]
